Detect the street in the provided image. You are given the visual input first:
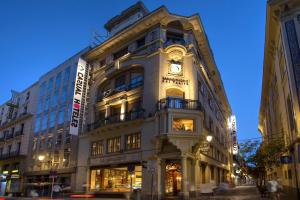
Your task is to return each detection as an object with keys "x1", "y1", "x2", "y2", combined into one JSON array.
[{"x1": 0, "y1": 185, "x2": 263, "y2": 200}]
